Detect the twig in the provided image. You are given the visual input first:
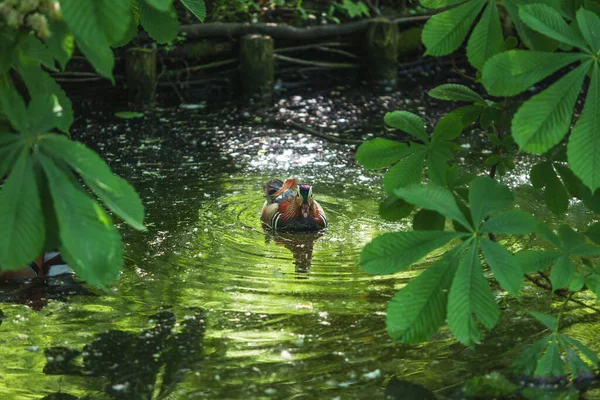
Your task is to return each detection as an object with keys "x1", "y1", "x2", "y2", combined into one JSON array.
[
  {"x1": 274, "y1": 54, "x2": 359, "y2": 69},
  {"x1": 275, "y1": 42, "x2": 353, "y2": 53},
  {"x1": 282, "y1": 119, "x2": 364, "y2": 145},
  {"x1": 363, "y1": 0, "x2": 382, "y2": 16},
  {"x1": 315, "y1": 46, "x2": 358, "y2": 59},
  {"x1": 524, "y1": 274, "x2": 600, "y2": 313},
  {"x1": 164, "y1": 58, "x2": 238, "y2": 77}
]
